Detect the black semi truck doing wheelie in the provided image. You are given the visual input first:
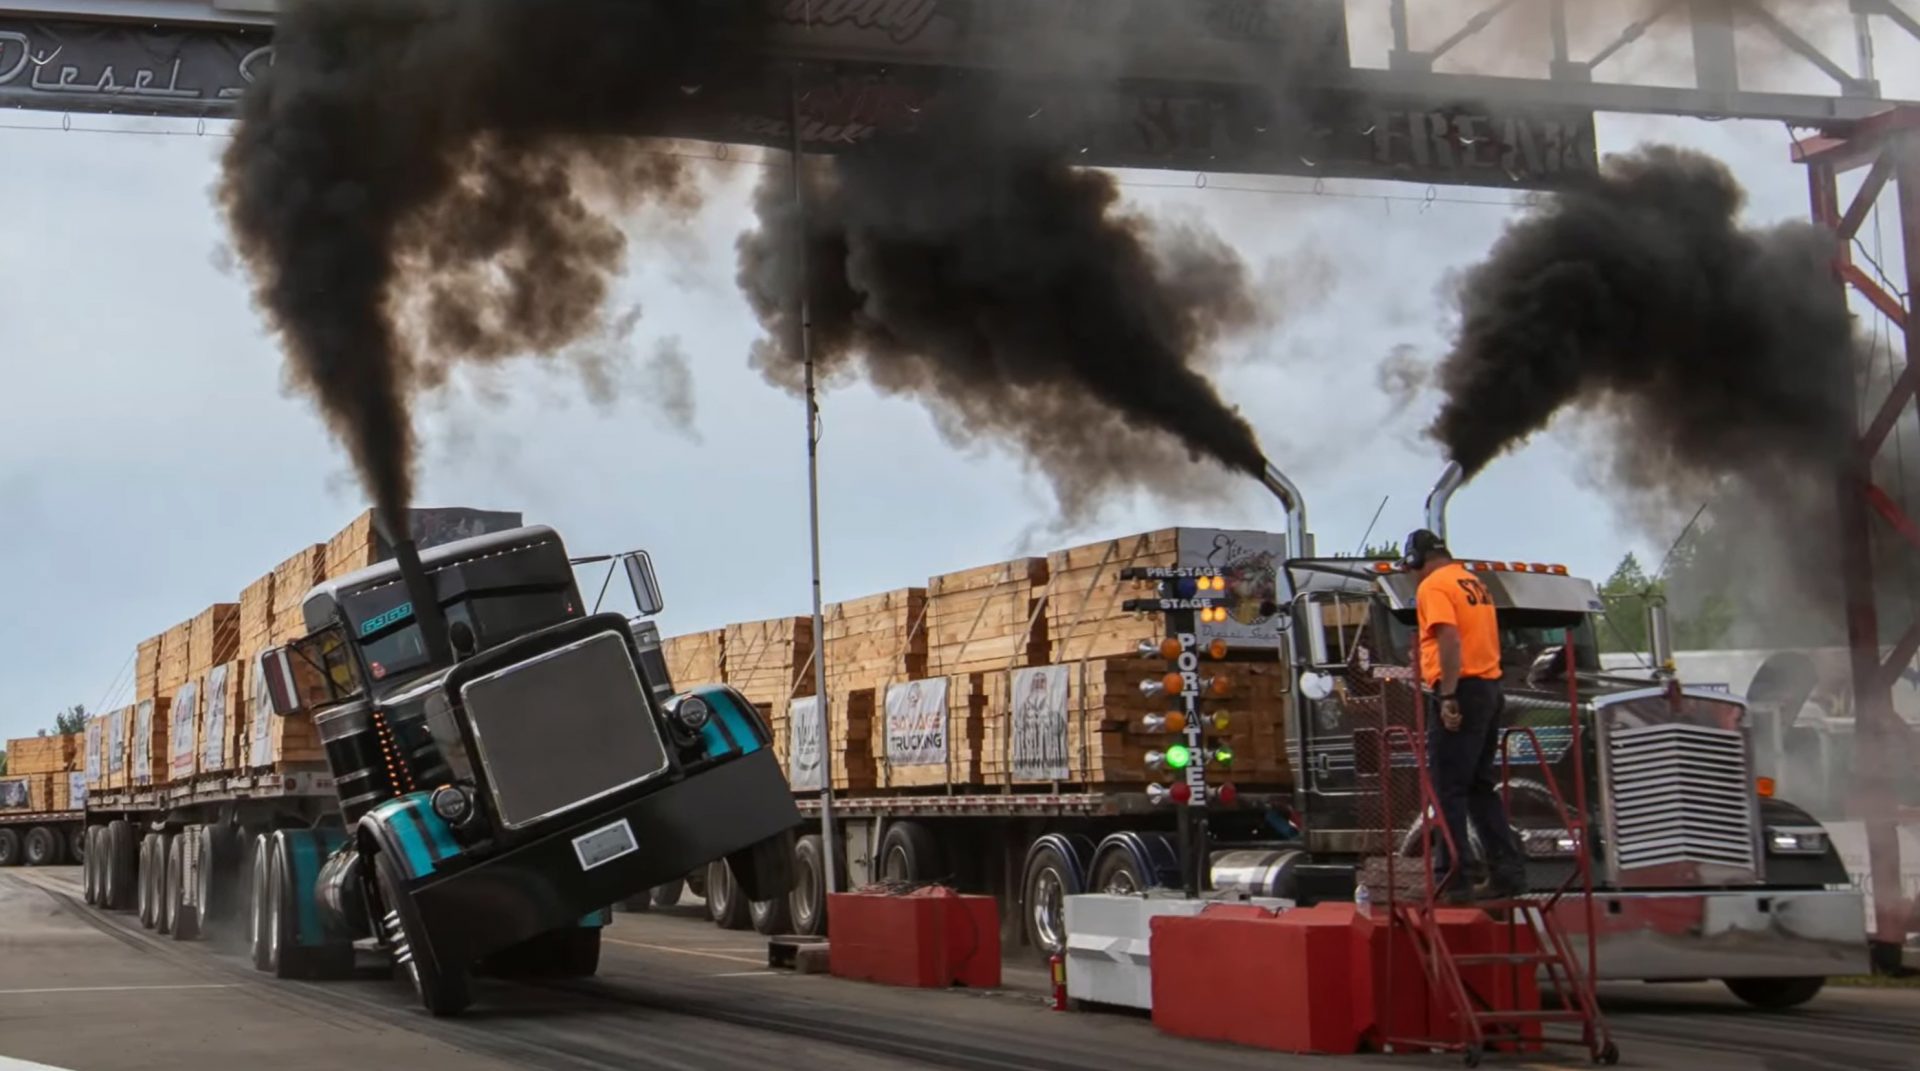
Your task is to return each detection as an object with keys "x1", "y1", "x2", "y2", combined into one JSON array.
[{"x1": 84, "y1": 523, "x2": 801, "y2": 1014}]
